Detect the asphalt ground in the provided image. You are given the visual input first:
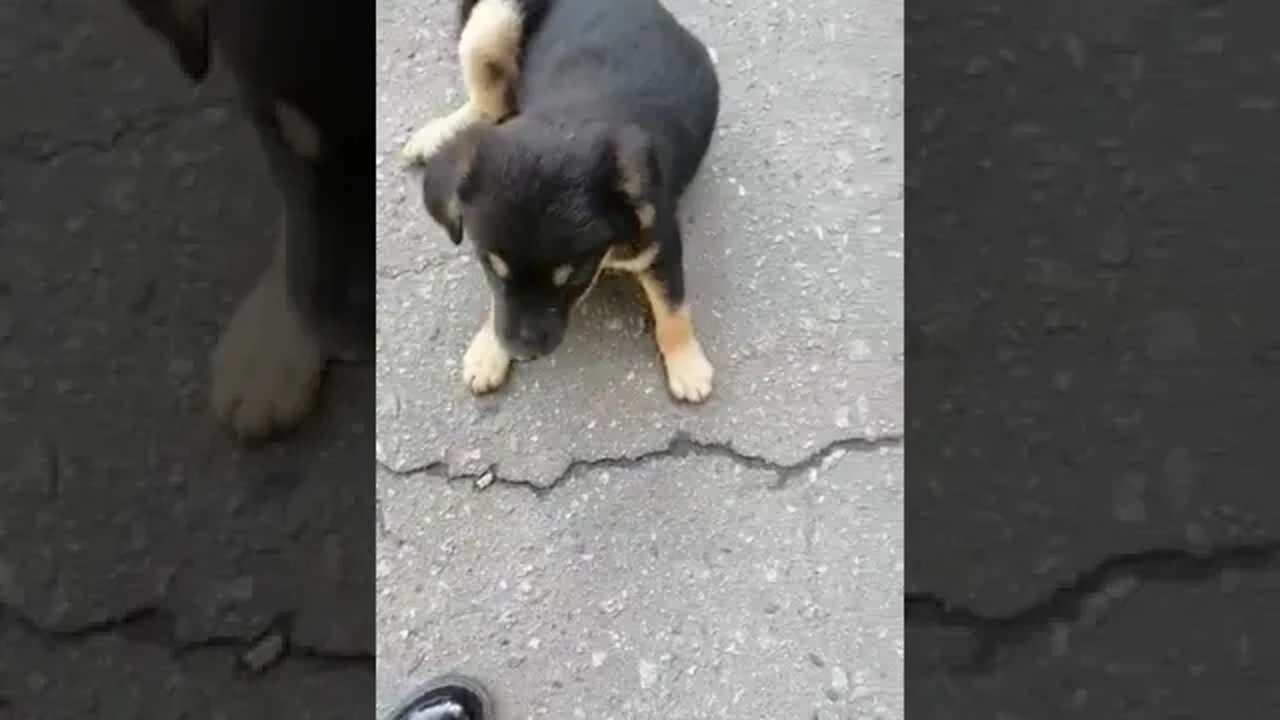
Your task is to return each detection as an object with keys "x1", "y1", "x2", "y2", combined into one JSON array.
[{"x1": 375, "y1": 0, "x2": 904, "y2": 717}]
